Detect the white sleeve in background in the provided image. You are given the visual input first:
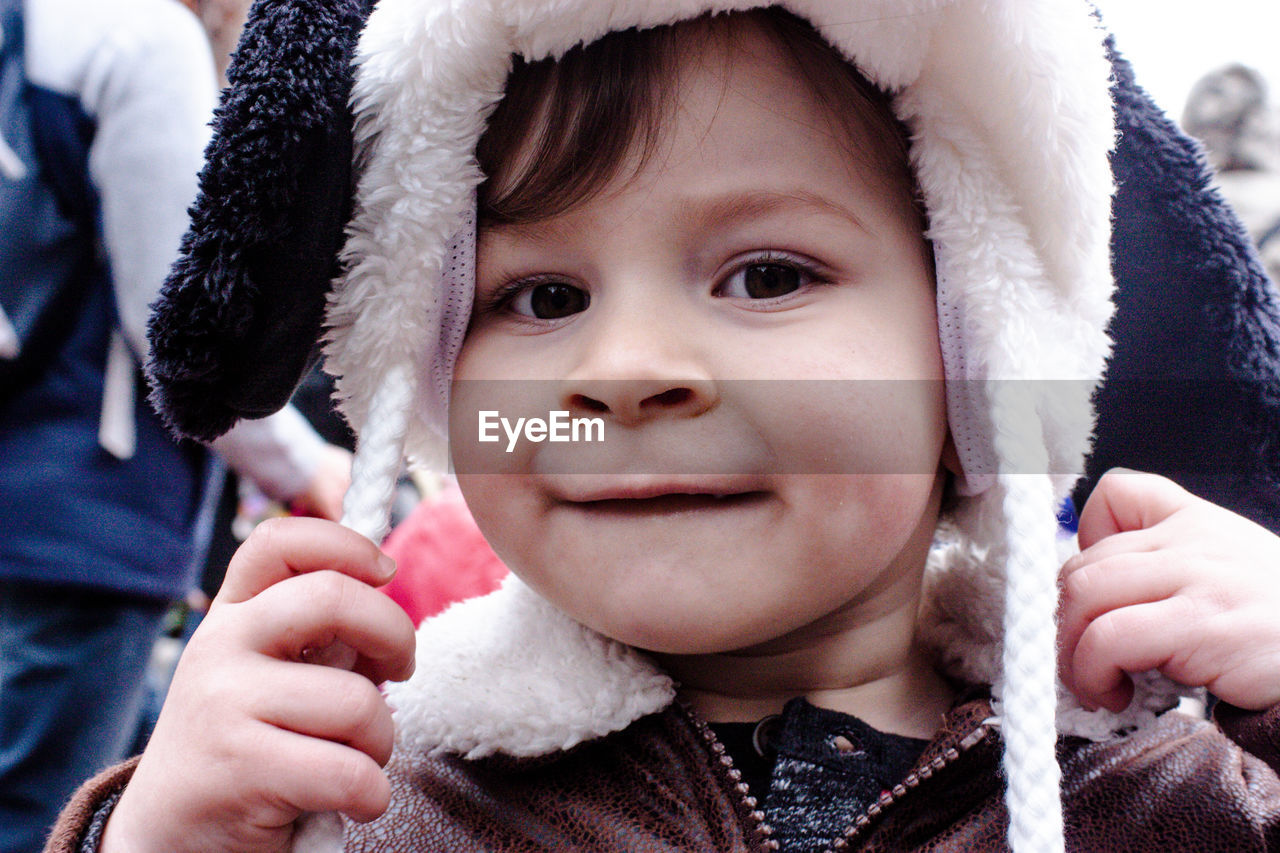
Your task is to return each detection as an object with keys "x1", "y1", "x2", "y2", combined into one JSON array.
[
  {"x1": 27, "y1": 0, "x2": 327, "y2": 499},
  {"x1": 211, "y1": 405, "x2": 329, "y2": 503},
  {"x1": 75, "y1": 0, "x2": 215, "y2": 353}
]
